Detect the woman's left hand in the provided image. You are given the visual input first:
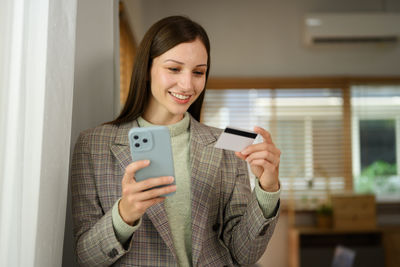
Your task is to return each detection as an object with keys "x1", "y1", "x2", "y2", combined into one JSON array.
[{"x1": 235, "y1": 126, "x2": 281, "y2": 192}]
